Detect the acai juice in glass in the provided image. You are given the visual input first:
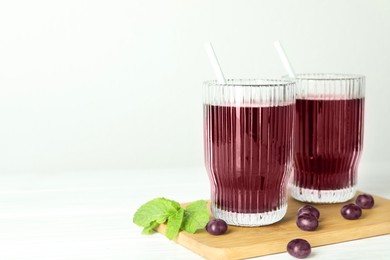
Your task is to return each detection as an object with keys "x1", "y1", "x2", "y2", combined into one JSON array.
[
  {"x1": 287, "y1": 74, "x2": 365, "y2": 203},
  {"x1": 203, "y1": 79, "x2": 295, "y2": 226}
]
